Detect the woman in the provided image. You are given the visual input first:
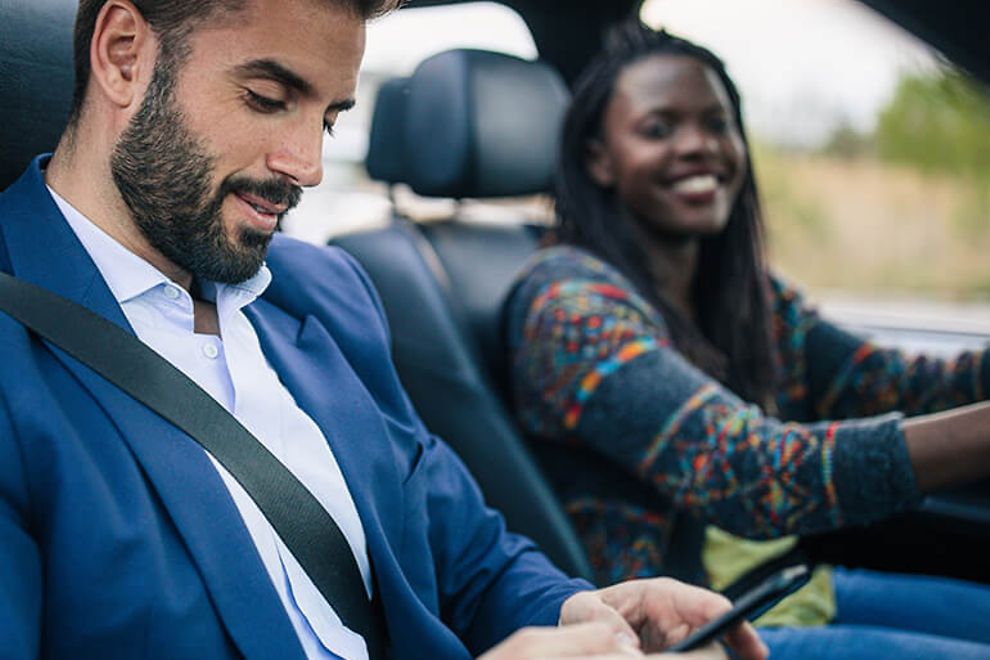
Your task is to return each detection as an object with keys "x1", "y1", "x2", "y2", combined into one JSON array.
[{"x1": 504, "y1": 20, "x2": 990, "y2": 659}]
